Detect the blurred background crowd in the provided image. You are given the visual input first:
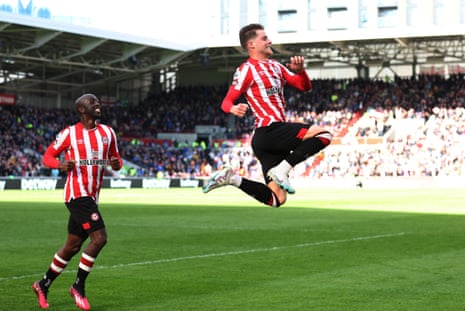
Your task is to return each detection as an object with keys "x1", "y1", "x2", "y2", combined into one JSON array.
[{"x1": 1, "y1": 74, "x2": 464, "y2": 180}]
